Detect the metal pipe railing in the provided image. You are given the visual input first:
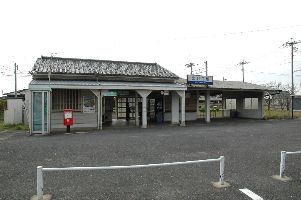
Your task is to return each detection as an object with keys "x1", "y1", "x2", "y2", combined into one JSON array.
[
  {"x1": 36, "y1": 156, "x2": 225, "y2": 200},
  {"x1": 279, "y1": 150, "x2": 301, "y2": 178}
]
